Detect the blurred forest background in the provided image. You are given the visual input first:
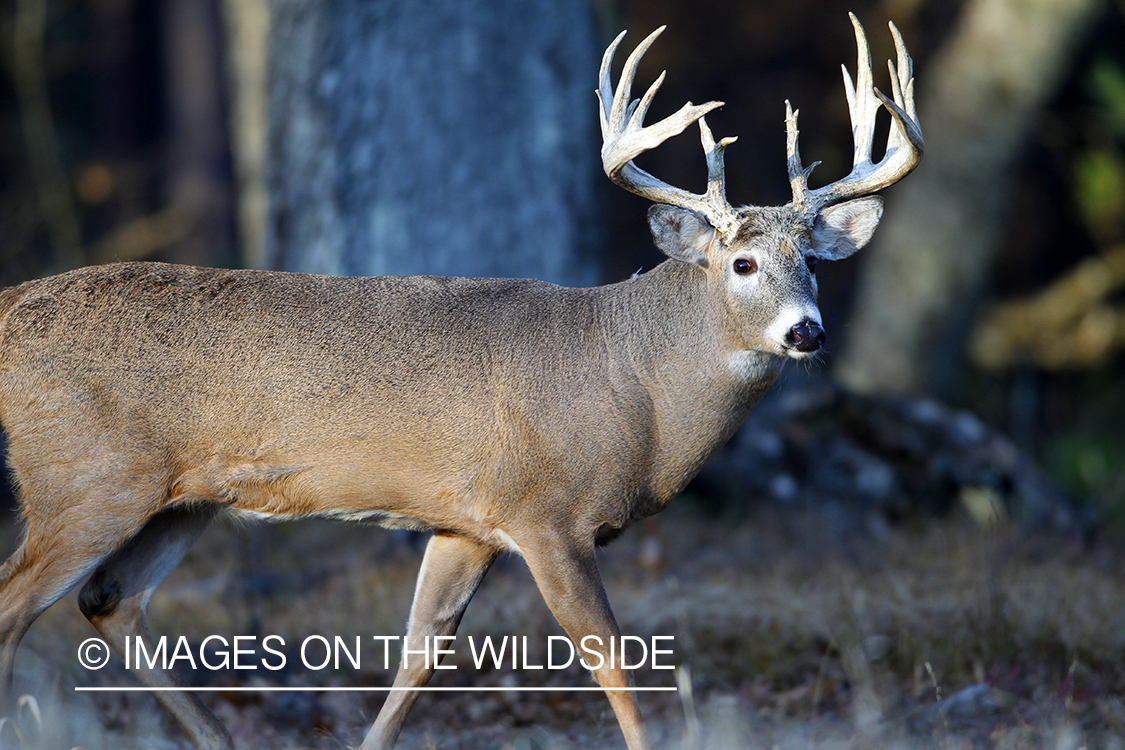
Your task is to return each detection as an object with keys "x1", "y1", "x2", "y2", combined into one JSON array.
[
  {"x1": 2, "y1": 0, "x2": 1124, "y2": 524},
  {"x1": 1, "y1": 0, "x2": 1125, "y2": 748}
]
